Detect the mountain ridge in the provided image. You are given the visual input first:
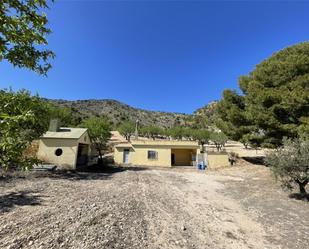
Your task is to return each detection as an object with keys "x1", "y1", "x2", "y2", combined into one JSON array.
[{"x1": 48, "y1": 98, "x2": 189, "y2": 128}]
